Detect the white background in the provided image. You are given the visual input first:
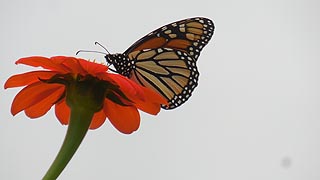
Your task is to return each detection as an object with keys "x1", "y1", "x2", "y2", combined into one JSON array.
[{"x1": 1, "y1": 0, "x2": 320, "y2": 179}]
